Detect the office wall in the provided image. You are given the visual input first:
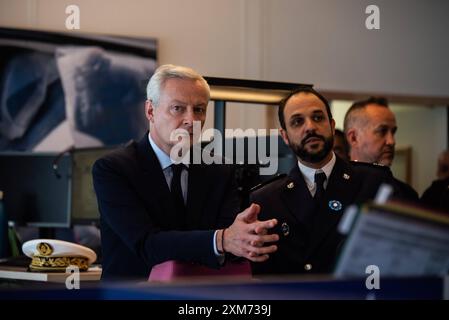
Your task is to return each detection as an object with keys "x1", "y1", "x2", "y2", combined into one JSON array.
[{"x1": 263, "y1": 0, "x2": 449, "y2": 98}]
